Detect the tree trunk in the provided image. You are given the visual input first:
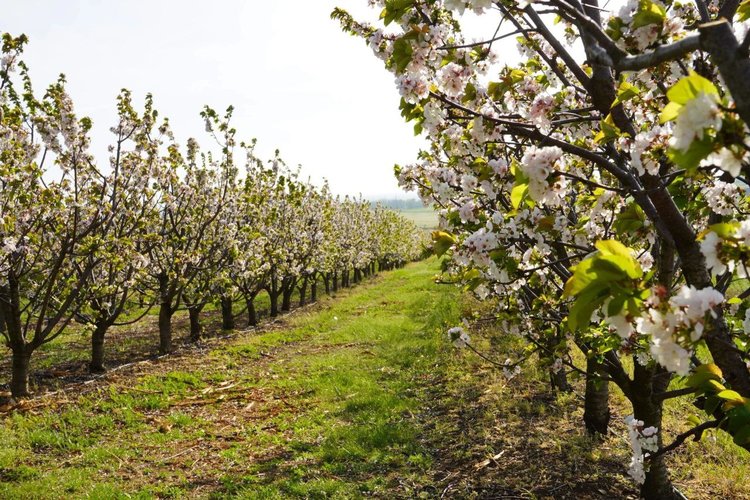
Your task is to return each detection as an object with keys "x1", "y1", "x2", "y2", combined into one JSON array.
[
  {"x1": 324, "y1": 275, "x2": 330, "y2": 294},
  {"x1": 332, "y1": 272, "x2": 338, "y2": 292},
  {"x1": 550, "y1": 365, "x2": 570, "y2": 393},
  {"x1": 282, "y1": 279, "x2": 294, "y2": 312},
  {"x1": 247, "y1": 294, "x2": 258, "y2": 326},
  {"x1": 158, "y1": 301, "x2": 172, "y2": 355},
  {"x1": 584, "y1": 357, "x2": 611, "y2": 435},
  {"x1": 89, "y1": 324, "x2": 108, "y2": 373},
  {"x1": 188, "y1": 306, "x2": 202, "y2": 342},
  {"x1": 632, "y1": 363, "x2": 679, "y2": 500},
  {"x1": 269, "y1": 291, "x2": 279, "y2": 318},
  {"x1": 311, "y1": 281, "x2": 318, "y2": 302},
  {"x1": 299, "y1": 277, "x2": 308, "y2": 307},
  {"x1": 221, "y1": 296, "x2": 234, "y2": 330},
  {"x1": 10, "y1": 349, "x2": 31, "y2": 399},
  {"x1": 546, "y1": 332, "x2": 570, "y2": 393}
]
